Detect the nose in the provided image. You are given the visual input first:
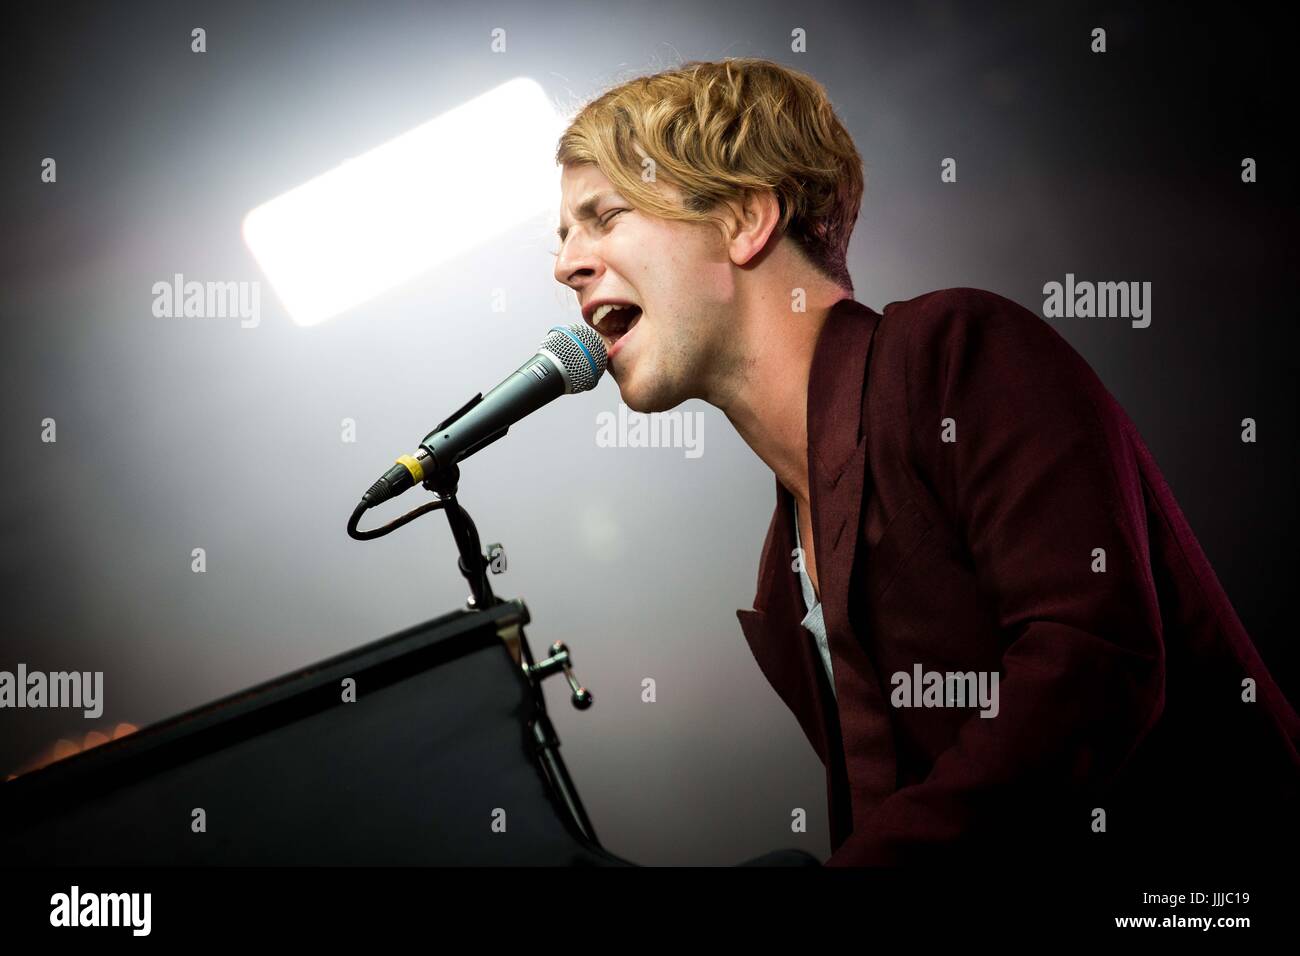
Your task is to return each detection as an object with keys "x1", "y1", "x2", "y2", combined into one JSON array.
[{"x1": 553, "y1": 229, "x2": 602, "y2": 294}]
